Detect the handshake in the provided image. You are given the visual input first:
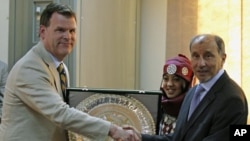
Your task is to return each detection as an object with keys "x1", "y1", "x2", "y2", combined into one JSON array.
[{"x1": 109, "y1": 124, "x2": 142, "y2": 141}]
